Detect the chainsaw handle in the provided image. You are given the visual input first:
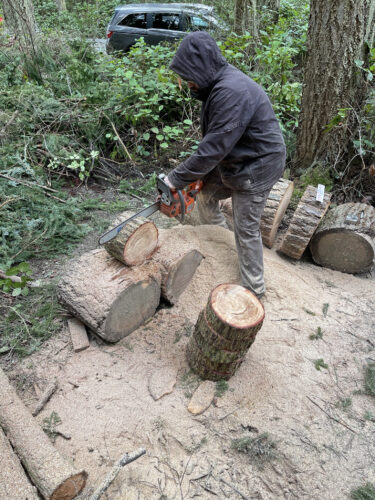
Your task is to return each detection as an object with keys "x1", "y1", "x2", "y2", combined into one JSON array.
[{"x1": 177, "y1": 189, "x2": 185, "y2": 222}]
